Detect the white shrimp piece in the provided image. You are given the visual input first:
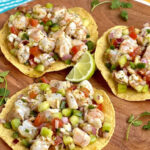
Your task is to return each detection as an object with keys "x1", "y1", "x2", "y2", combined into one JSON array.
[
  {"x1": 39, "y1": 38, "x2": 56, "y2": 52},
  {"x1": 108, "y1": 49, "x2": 120, "y2": 65},
  {"x1": 28, "y1": 84, "x2": 41, "y2": 94},
  {"x1": 72, "y1": 44, "x2": 87, "y2": 62},
  {"x1": 60, "y1": 123, "x2": 72, "y2": 135},
  {"x1": 127, "y1": 66, "x2": 135, "y2": 74},
  {"x1": 73, "y1": 128, "x2": 90, "y2": 147},
  {"x1": 78, "y1": 80, "x2": 94, "y2": 97},
  {"x1": 8, "y1": 33, "x2": 18, "y2": 42},
  {"x1": 66, "y1": 91, "x2": 78, "y2": 109},
  {"x1": 86, "y1": 108, "x2": 104, "y2": 128},
  {"x1": 72, "y1": 39, "x2": 84, "y2": 46},
  {"x1": 120, "y1": 37, "x2": 138, "y2": 53},
  {"x1": 34, "y1": 54, "x2": 55, "y2": 67},
  {"x1": 18, "y1": 120, "x2": 37, "y2": 139},
  {"x1": 55, "y1": 32, "x2": 72, "y2": 58},
  {"x1": 52, "y1": 7, "x2": 67, "y2": 23},
  {"x1": 12, "y1": 15, "x2": 28, "y2": 29},
  {"x1": 143, "y1": 45, "x2": 150, "y2": 60},
  {"x1": 17, "y1": 45, "x2": 30, "y2": 63},
  {"x1": 114, "y1": 70, "x2": 129, "y2": 84},
  {"x1": 108, "y1": 28, "x2": 122, "y2": 42},
  {"x1": 30, "y1": 136, "x2": 51, "y2": 150},
  {"x1": 50, "y1": 80, "x2": 71, "y2": 90},
  {"x1": 28, "y1": 29, "x2": 46, "y2": 43},
  {"x1": 33, "y1": 4, "x2": 47, "y2": 19},
  {"x1": 74, "y1": 26, "x2": 87, "y2": 40},
  {"x1": 65, "y1": 22, "x2": 77, "y2": 36},
  {"x1": 73, "y1": 15, "x2": 83, "y2": 27},
  {"x1": 82, "y1": 123, "x2": 93, "y2": 134},
  {"x1": 13, "y1": 100, "x2": 30, "y2": 120},
  {"x1": 45, "y1": 93, "x2": 64, "y2": 109}
]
